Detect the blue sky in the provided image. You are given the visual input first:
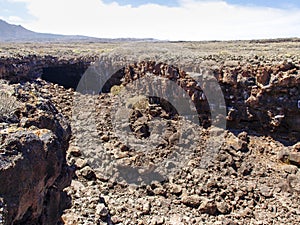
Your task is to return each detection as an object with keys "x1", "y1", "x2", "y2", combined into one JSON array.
[
  {"x1": 0, "y1": 0, "x2": 34, "y2": 22},
  {"x1": 226, "y1": 0, "x2": 300, "y2": 8},
  {"x1": 102, "y1": 0, "x2": 300, "y2": 8},
  {"x1": 2, "y1": 0, "x2": 300, "y2": 23},
  {"x1": 102, "y1": 0, "x2": 179, "y2": 7},
  {"x1": 1, "y1": 0, "x2": 300, "y2": 40}
]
